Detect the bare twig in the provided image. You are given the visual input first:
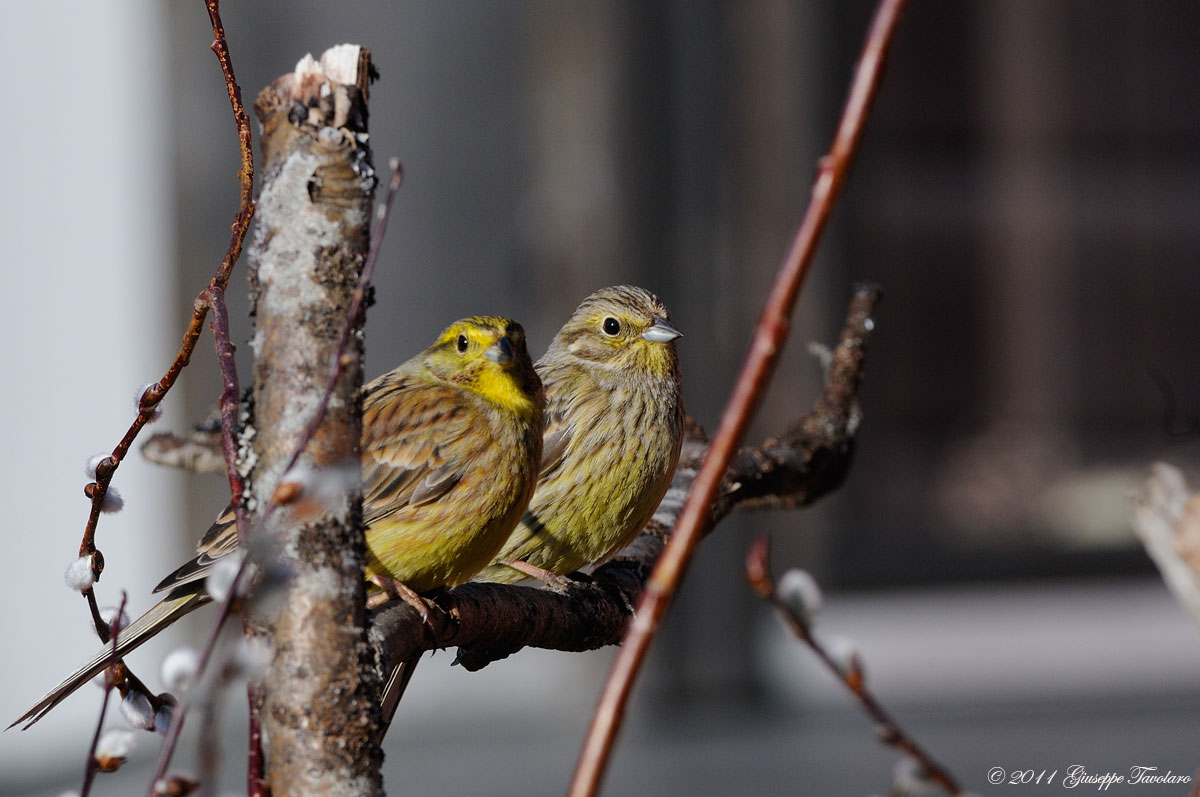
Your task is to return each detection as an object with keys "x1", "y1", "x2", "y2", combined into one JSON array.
[
  {"x1": 569, "y1": 1, "x2": 909, "y2": 793},
  {"x1": 73, "y1": 0, "x2": 254, "y2": 659},
  {"x1": 202, "y1": 0, "x2": 257, "y2": 547},
  {"x1": 247, "y1": 683, "x2": 267, "y2": 797},
  {"x1": 141, "y1": 425, "x2": 226, "y2": 475},
  {"x1": 80, "y1": 592, "x2": 127, "y2": 797},
  {"x1": 205, "y1": 285, "x2": 249, "y2": 546},
  {"x1": 148, "y1": 560, "x2": 251, "y2": 792},
  {"x1": 746, "y1": 538, "x2": 964, "y2": 796},
  {"x1": 143, "y1": 0, "x2": 259, "y2": 786},
  {"x1": 58, "y1": 0, "x2": 258, "y2": 786}
]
